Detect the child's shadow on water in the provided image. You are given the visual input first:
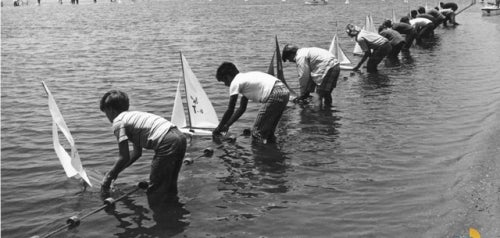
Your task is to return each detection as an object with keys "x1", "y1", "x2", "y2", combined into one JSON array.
[{"x1": 108, "y1": 195, "x2": 190, "y2": 238}]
